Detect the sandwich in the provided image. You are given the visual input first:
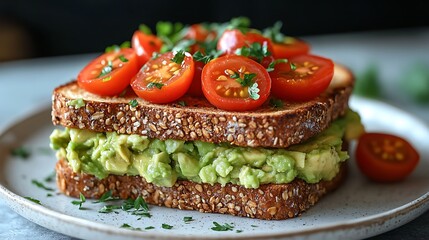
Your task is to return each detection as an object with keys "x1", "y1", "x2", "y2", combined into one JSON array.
[{"x1": 49, "y1": 18, "x2": 364, "y2": 220}]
